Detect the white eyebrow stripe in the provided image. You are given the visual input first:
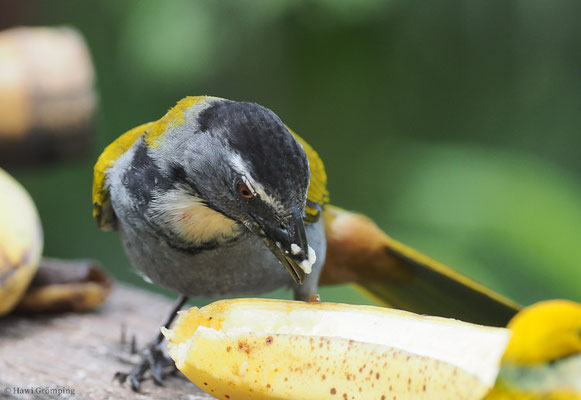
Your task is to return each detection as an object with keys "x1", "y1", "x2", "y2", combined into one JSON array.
[
  {"x1": 248, "y1": 180, "x2": 285, "y2": 213},
  {"x1": 229, "y1": 153, "x2": 285, "y2": 213},
  {"x1": 229, "y1": 153, "x2": 250, "y2": 177}
]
